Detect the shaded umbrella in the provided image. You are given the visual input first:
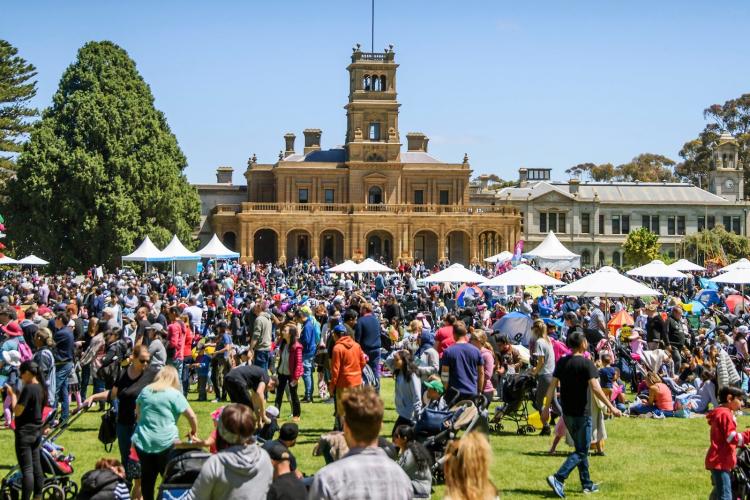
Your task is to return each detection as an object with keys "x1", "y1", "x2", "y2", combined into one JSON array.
[
  {"x1": 669, "y1": 259, "x2": 705, "y2": 272},
  {"x1": 328, "y1": 260, "x2": 360, "y2": 273},
  {"x1": 556, "y1": 266, "x2": 661, "y2": 298},
  {"x1": 423, "y1": 264, "x2": 487, "y2": 284},
  {"x1": 484, "y1": 264, "x2": 564, "y2": 287},
  {"x1": 626, "y1": 260, "x2": 686, "y2": 280}
]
